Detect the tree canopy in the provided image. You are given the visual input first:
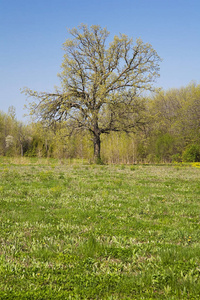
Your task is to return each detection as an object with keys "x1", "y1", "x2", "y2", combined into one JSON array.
[{"x1": 24, "y1": 24, "x2": 161, "y2": 162}]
